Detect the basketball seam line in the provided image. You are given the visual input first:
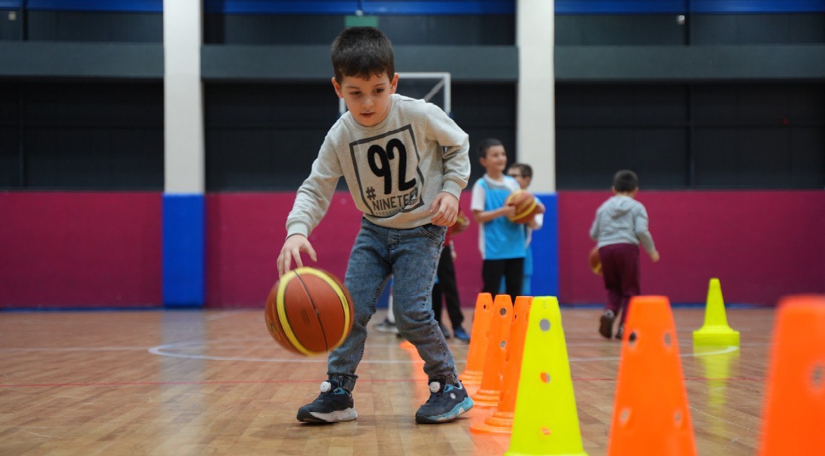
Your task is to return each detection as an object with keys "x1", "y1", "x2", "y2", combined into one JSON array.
[{"x1": 294, "y1": 272, "x2": 331, "y2": 353}]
